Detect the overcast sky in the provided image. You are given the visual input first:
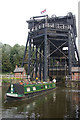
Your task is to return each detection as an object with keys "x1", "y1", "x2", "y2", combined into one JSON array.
[{"x1": 0, "y1": 0, "x2": 79, "y2": 46}]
